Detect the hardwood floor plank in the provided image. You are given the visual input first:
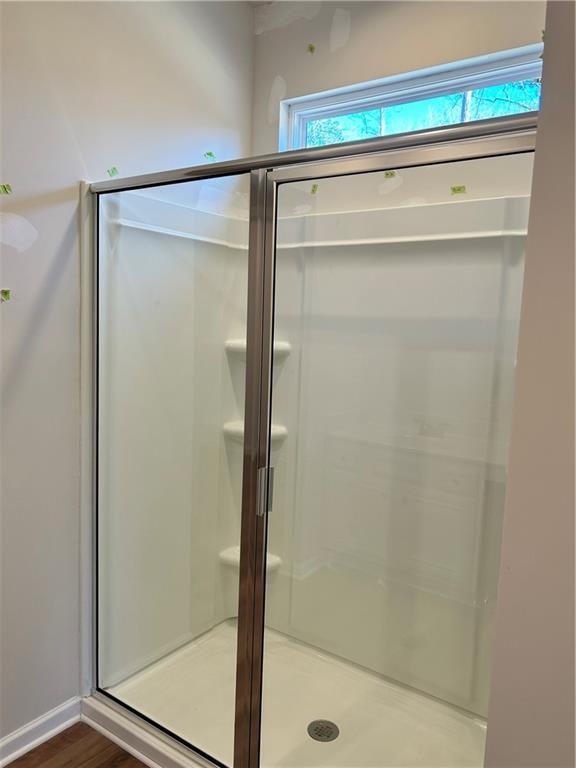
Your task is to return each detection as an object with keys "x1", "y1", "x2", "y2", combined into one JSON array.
[
  {"x1": 8, "y1": 723, "x2": 147, "y2": 768},
  {"x1": 91, "y1": 750, "x2": 147, "y2": 768},
  {"x1": 34, "y1": 728, "x2": 114, "y2": 768},
  {"x1": 9, "y1": 723, "x2": 90, "y2": 767},
  {"x1": 74, "y1": 740, "x2": 127, "y2": 768}
]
